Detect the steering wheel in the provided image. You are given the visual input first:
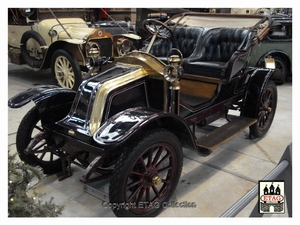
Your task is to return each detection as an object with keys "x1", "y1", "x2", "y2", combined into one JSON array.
[{"x1": 142, "y1": 19, "x2": 172, "y2": 39}]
